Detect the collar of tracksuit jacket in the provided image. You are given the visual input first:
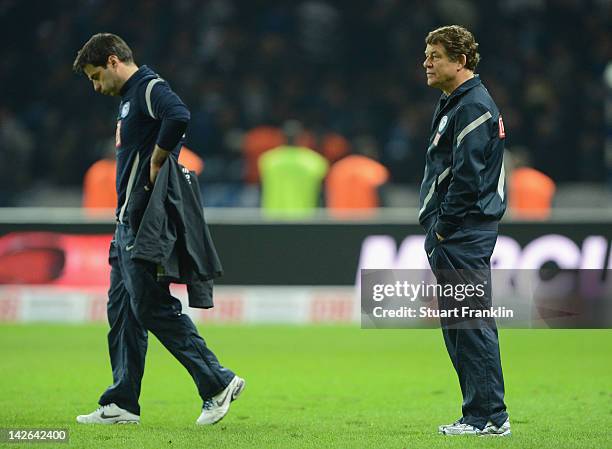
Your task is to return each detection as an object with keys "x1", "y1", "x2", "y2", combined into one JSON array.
[
  {"x1": 119, "y1": 65, "x2": 156, "y2": 97},
  {"x1": 430, "y1": 75, "x2": 482, "y2": 132}
]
